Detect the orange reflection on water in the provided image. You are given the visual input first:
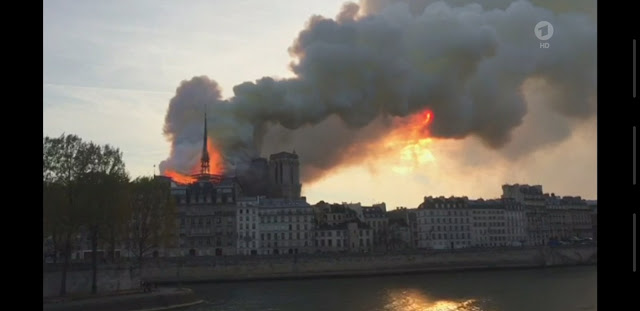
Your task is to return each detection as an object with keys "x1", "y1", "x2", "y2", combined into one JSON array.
[{"x1": 384, "y1": 289, "x2": 484, "y2": 311}]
